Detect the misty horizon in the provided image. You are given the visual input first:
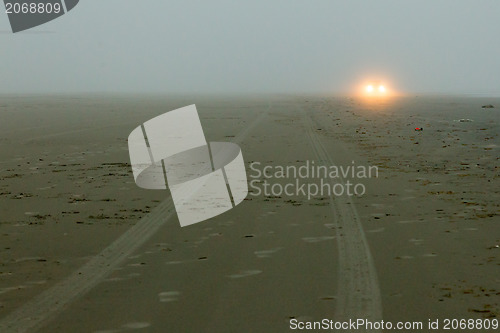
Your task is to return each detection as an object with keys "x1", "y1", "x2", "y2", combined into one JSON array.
[{"x1": 2, "y1": 0, "x2": 500, "y2": 95}]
